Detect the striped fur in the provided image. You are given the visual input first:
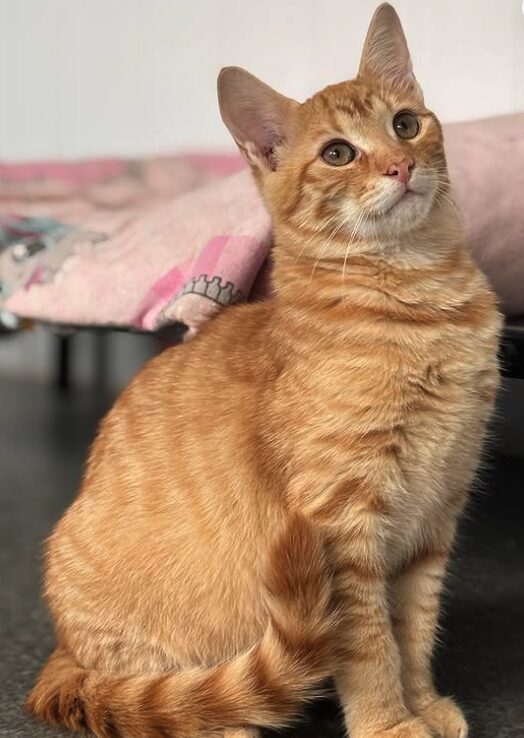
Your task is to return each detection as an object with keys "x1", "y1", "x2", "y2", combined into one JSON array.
[
  {"x1": 28, "y1": 517, "x2": 337, "y2": 737},
  {"x1": 28, "y1": 5, "x2": 500, "y2": 738}
]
